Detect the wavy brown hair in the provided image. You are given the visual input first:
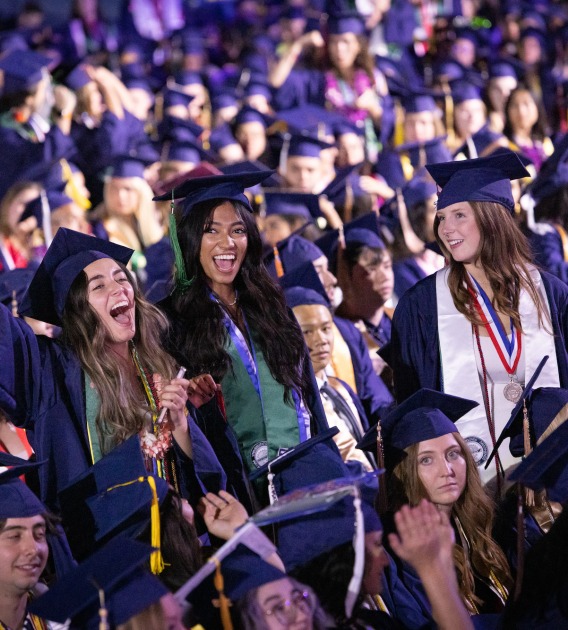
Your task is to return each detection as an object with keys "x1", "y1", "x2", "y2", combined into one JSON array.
[
  {"x1": 388, "y1": 432, "x2": 512, "y2": 612},
  {"x1": 433, "y1": 200, "x2": 549, "y2": 333},
  {"x1": 61, "y1": 263, "x2": 176, "y2": 454}
]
